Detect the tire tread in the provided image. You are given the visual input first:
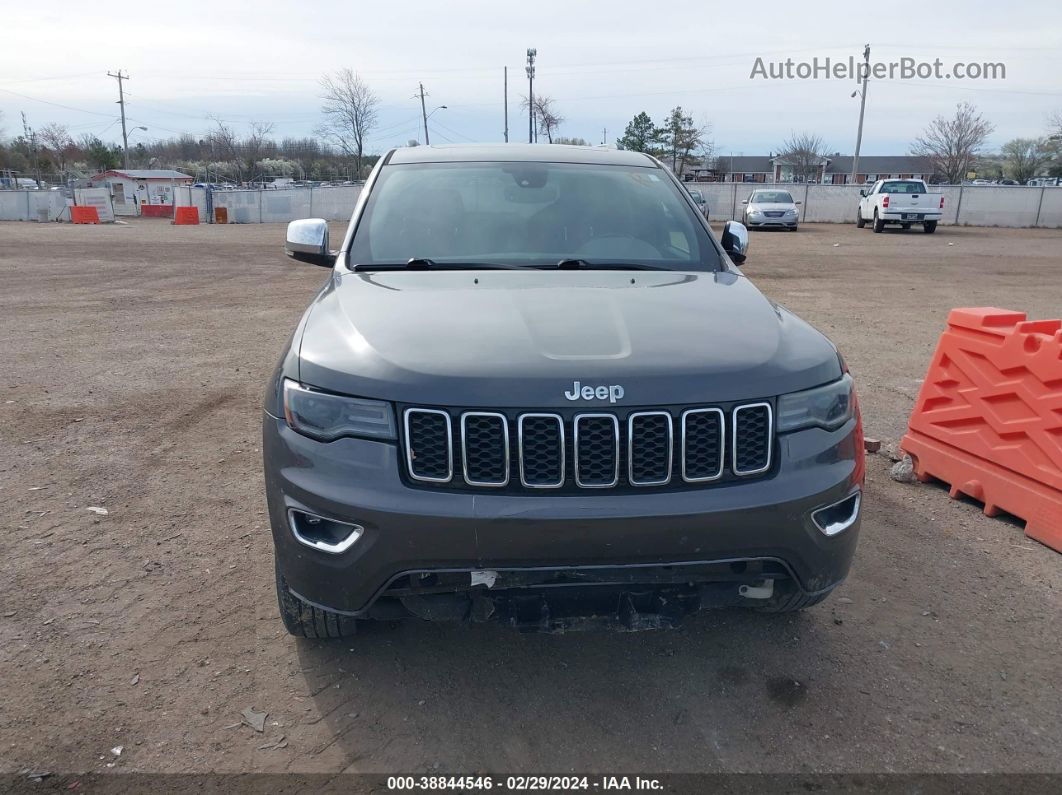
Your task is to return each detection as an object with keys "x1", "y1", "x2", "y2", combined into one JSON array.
[{"x1": 276, "y1": 564, "x2": 357, "y2": 639}]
